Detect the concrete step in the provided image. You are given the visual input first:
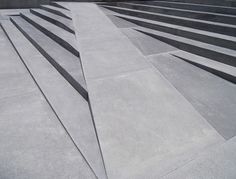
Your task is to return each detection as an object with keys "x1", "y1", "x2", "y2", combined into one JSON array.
[
  {"x1": 0, "y1": 22, "x2": 95, "y2": 179},
  {"x1": 40, "y1": 4, "x2": 72, "y2": 19},
  {"x1": 30, "y1": 8, "x2": 74, "y2": 33},
  {"x1": 134, "y1": 26, "x2": 236, "y2": 67},
  {"x1": 163, "y1": 136, "x2": 236, "y2": 178},
  {"x1": 102, "y1": 5, "x2": 236, "y2": 36},
  {"x1": 113, "y1": 14, "x2": 236, "y2": 50},
  {"x1": 155, "y1": 0, "x2": 236, "y2": 7},
  {"x1": 21, "y1": 12, "x2": 79, "y2": 57},
  {"x1": 70, "y1": 3, "x2": 224, "y2": 178},
  {"x1": 148, "y1": 53, "x2": 236, "y2": 139},
  {"x1": 11, "y1": 16, "x2": 88, "y2": 100},
  {"x1": 111, "y1": 2, "x2": 236, "y2": 25},
  {"x1": 1, "y1": 20, "x2": 107, "y2": 179},
  {"x1": 172, "y1": 50, "x2": 236, "y2": 84},
  {"x1": 133, "y1": 0, "x2": 236, "y2": 13}
]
